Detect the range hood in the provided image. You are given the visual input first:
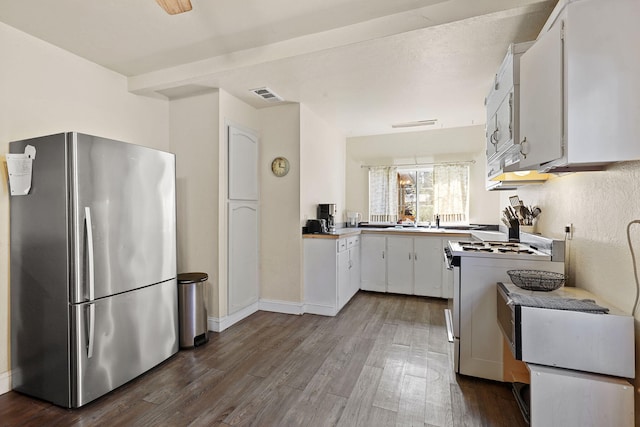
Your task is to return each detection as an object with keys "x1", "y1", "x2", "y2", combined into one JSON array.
[{"x1": 487, "y1": 170, "x2": 550, "y2": 191}]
